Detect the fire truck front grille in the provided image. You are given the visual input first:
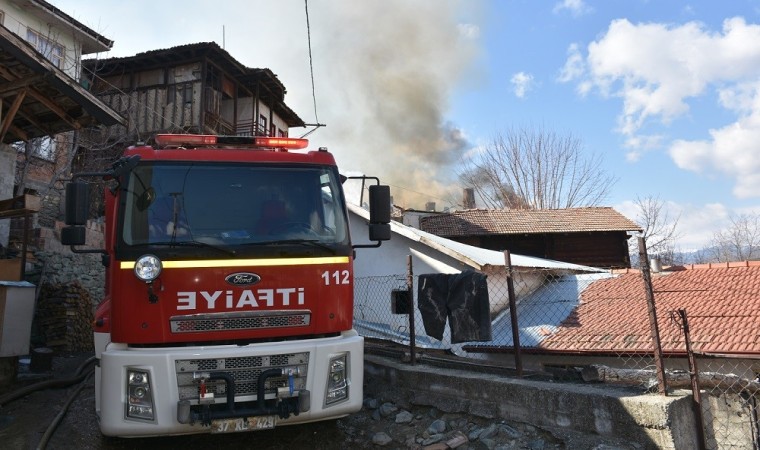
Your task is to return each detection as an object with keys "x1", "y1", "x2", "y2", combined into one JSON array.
[
  {"x1": 174, "y1": 352, "x2": 309, "y2": 402},
  {"x1": 169, "y1": 310, "x2": 311, "y2": 333}
]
